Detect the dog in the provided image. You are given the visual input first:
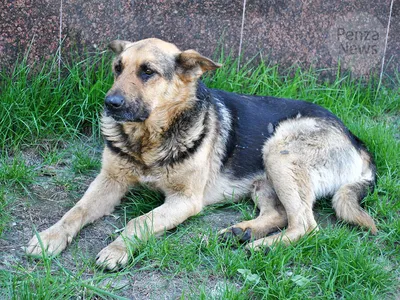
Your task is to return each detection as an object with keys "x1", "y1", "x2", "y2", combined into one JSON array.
[{"x1": 26, "y1": 38, "x2": 377, "y2": 270}]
